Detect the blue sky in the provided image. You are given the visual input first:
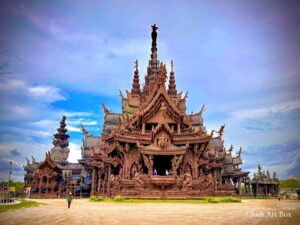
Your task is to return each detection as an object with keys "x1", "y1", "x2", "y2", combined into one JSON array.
[{"x1": 0, "y1": 0, "x2": 299, "y2": 181}]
